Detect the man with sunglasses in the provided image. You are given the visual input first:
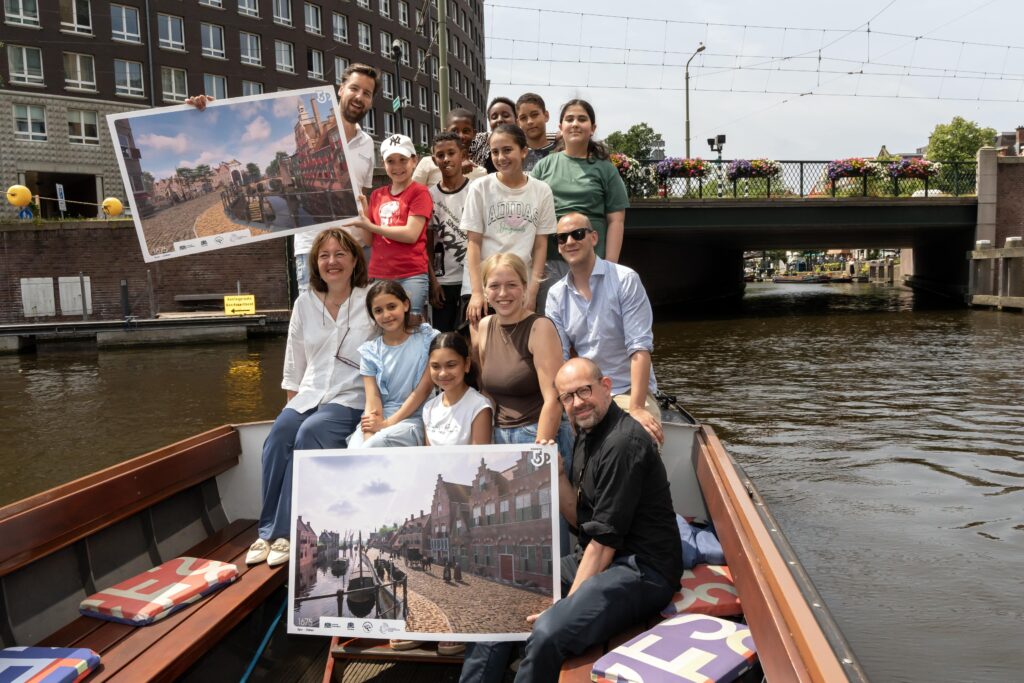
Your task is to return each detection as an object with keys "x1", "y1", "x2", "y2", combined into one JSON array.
[{"x1": 545, "y1": 212, "x2": 663, "y2": 445}]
